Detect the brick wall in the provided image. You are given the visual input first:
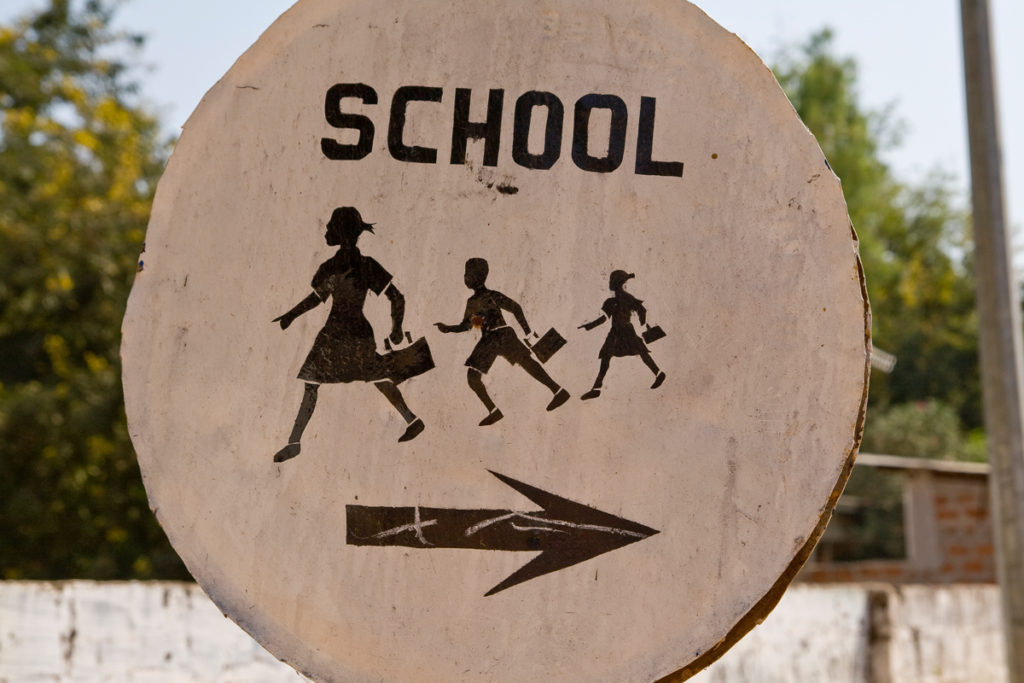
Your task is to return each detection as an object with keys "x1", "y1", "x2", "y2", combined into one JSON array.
[
  {"x1": 801, "y1": 467, "x2": 995, "y2": 584},
  {"x1": 930, "y1": 474, "x2": 995, "y2": 581}
]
